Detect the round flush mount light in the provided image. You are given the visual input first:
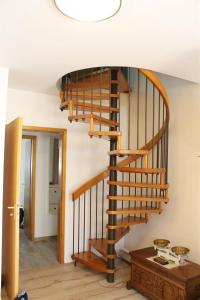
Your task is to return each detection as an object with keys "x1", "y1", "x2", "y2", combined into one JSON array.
[{"x1": 55, "y1": 0, "x2": 122, "y2": 22}]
